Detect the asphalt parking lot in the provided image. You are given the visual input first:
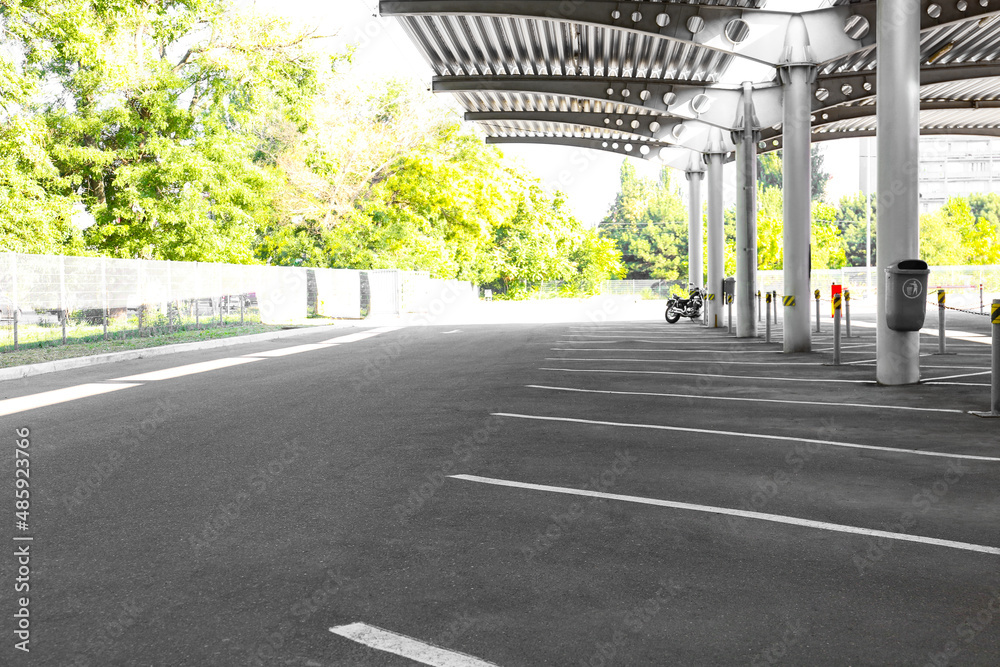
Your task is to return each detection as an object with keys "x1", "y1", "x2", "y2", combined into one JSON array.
[{"x1": 2, "y1": 303, "x2": 998, "y2": 666}]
